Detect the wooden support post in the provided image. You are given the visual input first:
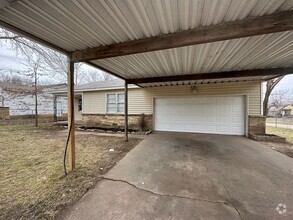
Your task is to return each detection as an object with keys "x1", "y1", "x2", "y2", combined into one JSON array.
[
  {"x1": 125, "y1": 82, "x2": 128, "y2": 142},
  {"x1": 68, "y1": 59, "x2": 75, "y2": 171},
  {"x1": 53, "y1": 95, "x2": 57, "y2": 122}
]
